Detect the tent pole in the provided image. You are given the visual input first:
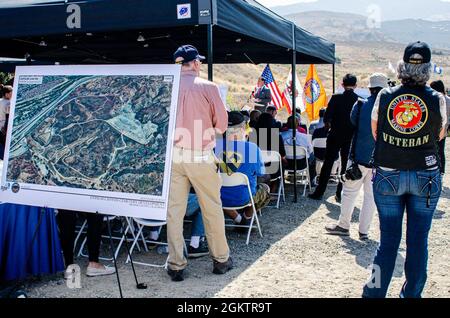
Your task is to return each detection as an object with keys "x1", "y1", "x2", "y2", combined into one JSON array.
[
  {"x1": 332, "y1": 64, "x2": 336, "y2": 94},
  {"x1": 207, "y1": 24, "x2": 213, "y2": 81},
  {"x1": 292, "y1": 24, "x2": 298, "y2": 203}
]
